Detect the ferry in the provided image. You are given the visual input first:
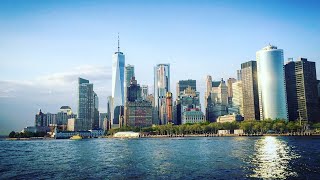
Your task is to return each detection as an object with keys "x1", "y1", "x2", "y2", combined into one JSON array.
[{"x1": 70, "y1": 134, "x2": 82, "y2": 140}]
